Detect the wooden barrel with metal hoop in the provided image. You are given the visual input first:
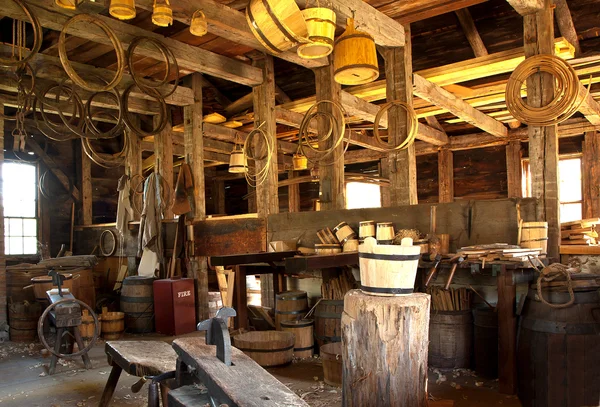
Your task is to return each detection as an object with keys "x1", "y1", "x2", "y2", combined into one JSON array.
[
  {"x1": 314, "y1": 299, "x2": 343, "y2": 347},
  {"x1": 333, "y1": 222, "x2": 357, "y2": 245},
  {"x1": 333, "y1": 18, "x2": 379, "y2": 85},
  {"x1": 297, "y1": 8, "x2": 336, "y2": 59},
  {"x1": 275, "y1": 290, "x2": 308, "y2": 330},
  {"x1": 120, "y1": 276, "x2": 154, "y2": 333},
  {"x1": 520, "y1": 221, "x2": 548, "y2": 255},
  {"x1": 245, "y1": 0, "x2": 308, "y2": 54},
  {"x1": 280, "y1": 319, "x2": 314, "y2": 358},
  {"x1": 233, "y1": 331, "x2": 295, "y2": 367},
  {"x1": 8, "y1": 302, "x2": 41, "y2": 342}
]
